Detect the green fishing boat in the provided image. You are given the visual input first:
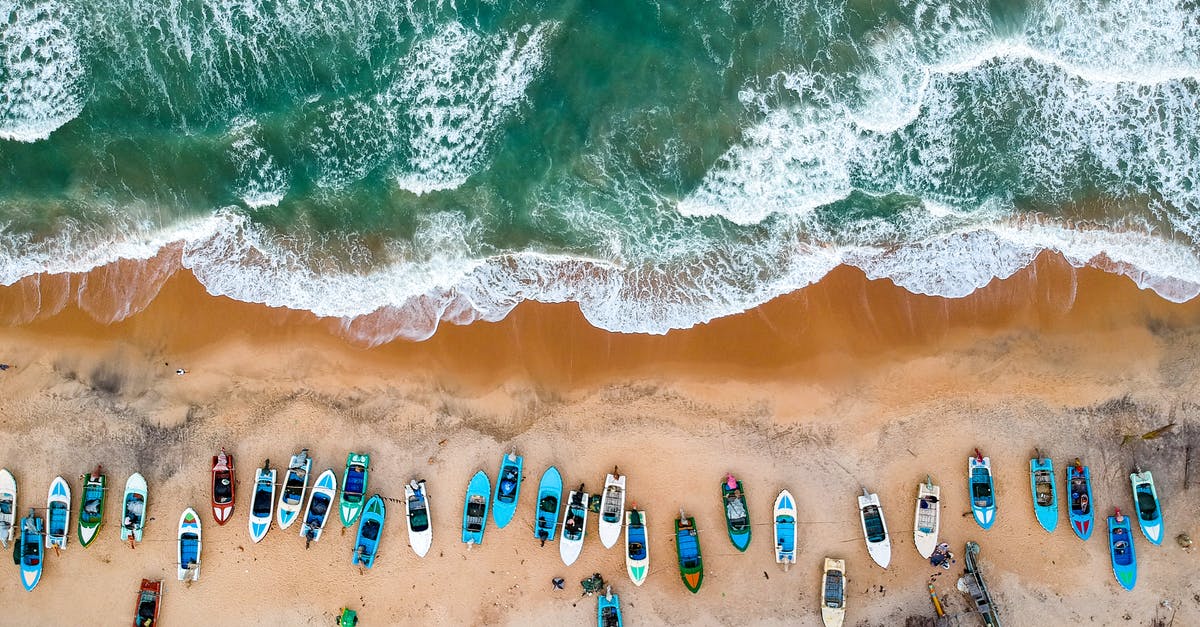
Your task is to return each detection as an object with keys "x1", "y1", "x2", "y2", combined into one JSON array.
[
  {"x1": 339, "y1": 453, "x2": 370, "y2": 527},
  {"x1": 674, "y1": 510, "x2": 704, "y2": 593},
  {"x1": 78, "y1": 466, "x2": 106, "y2": 547},
  {"x1": 721, "y1": 473, "x2": 751, "y2": 551}
]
